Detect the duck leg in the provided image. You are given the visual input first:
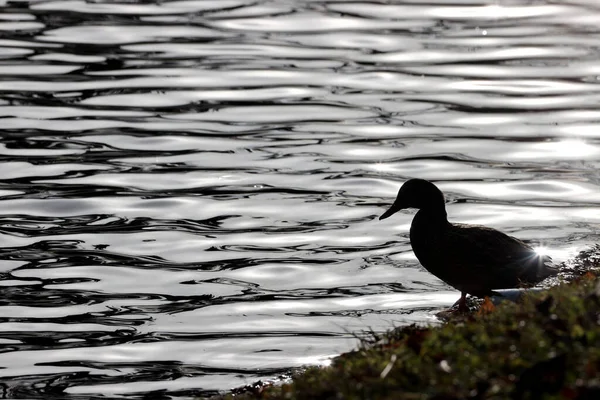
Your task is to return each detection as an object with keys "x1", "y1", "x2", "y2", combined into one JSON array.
[{"x1": 458, "y1": 292, "x2": 468, "y2": 312}]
